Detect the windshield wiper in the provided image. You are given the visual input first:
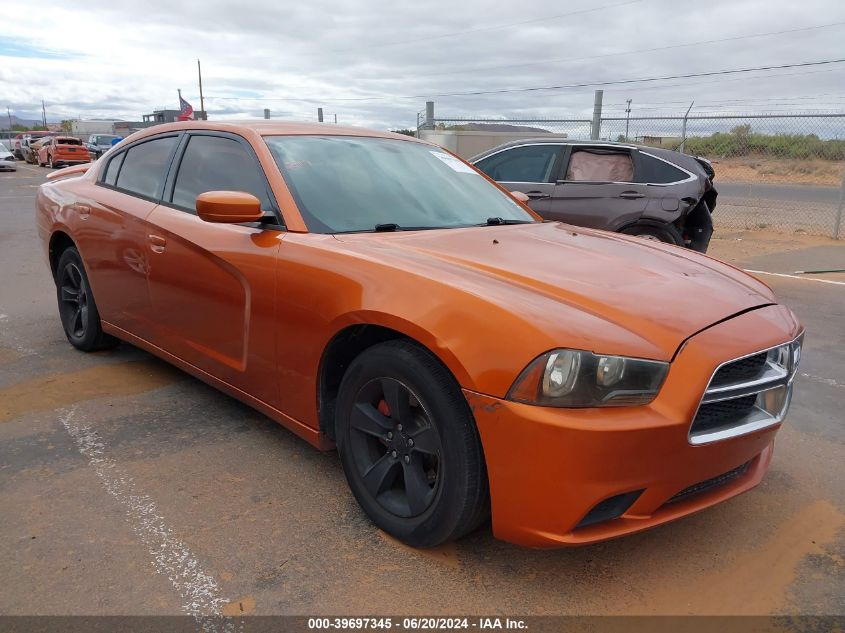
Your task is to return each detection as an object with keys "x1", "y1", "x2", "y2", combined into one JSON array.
[
  {"x1": 484, "y1": 217, "x2": 535, "y2": 226},
  {"x1": 374, "y1": 223, "x2": 401, "y2": 232}
]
